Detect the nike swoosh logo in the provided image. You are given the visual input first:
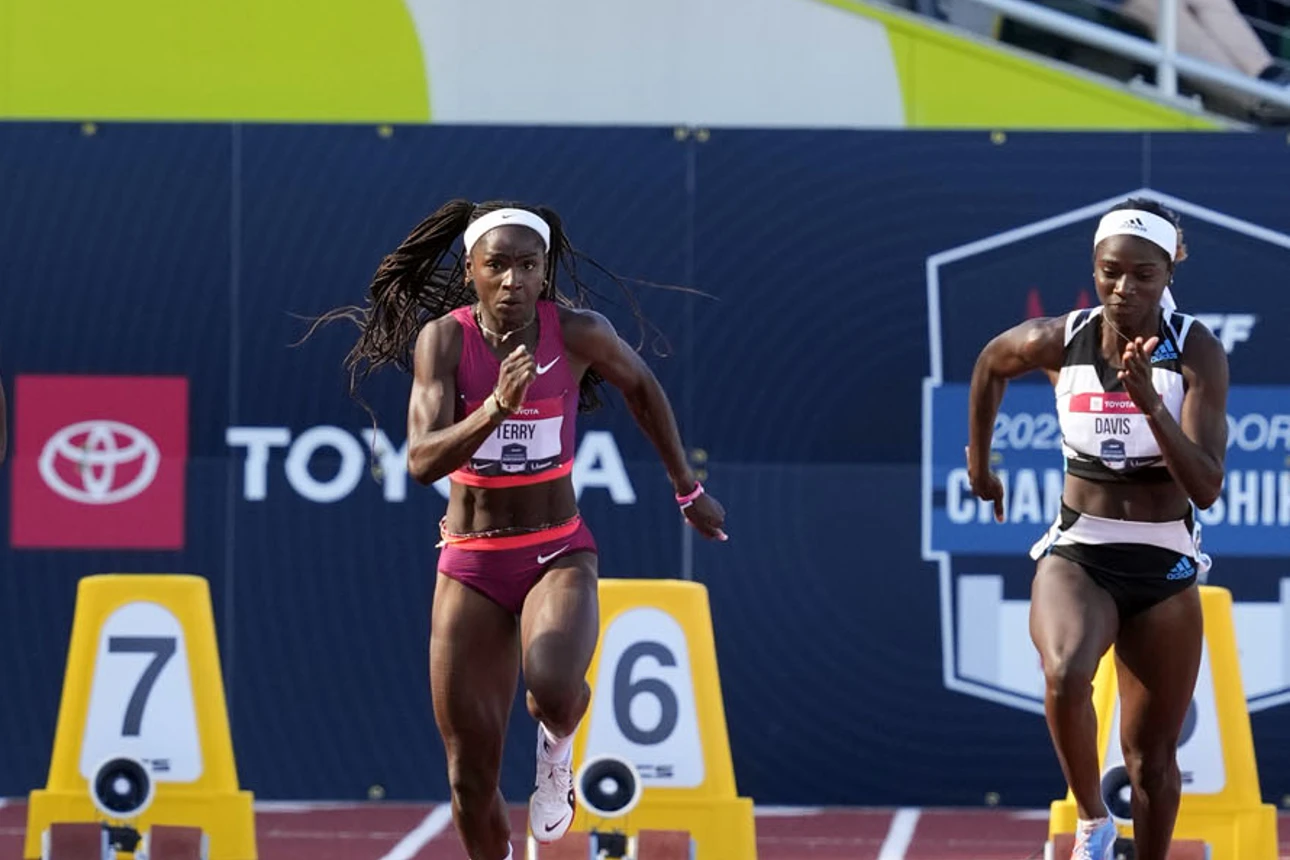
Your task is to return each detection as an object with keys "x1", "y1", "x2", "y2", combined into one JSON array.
[
  {"x1": 536, "y1": 357, "x2": 560, "y2": 375},
  {"x1": 536, "y1": 545, "x2": 570, "y2": 565},
  {"x1": 543, "y1": 814, "x2": 569, "y2": 833}
]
